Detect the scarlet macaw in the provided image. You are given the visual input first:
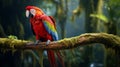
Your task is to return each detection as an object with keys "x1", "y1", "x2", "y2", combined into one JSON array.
[{"x1": 25, "y1": 6, "x2": 64, "y2": 67}]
